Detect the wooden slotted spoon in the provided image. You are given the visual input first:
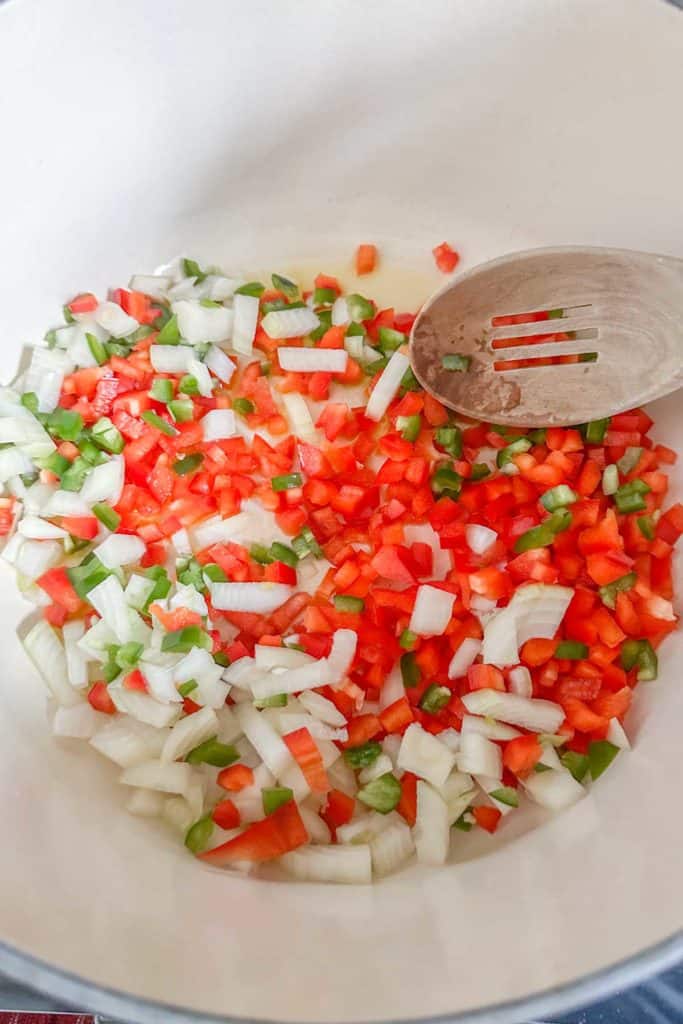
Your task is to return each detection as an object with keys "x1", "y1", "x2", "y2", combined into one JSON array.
[{"x1": 410, "y1": 246, "x2": 683, "y2": 427}]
